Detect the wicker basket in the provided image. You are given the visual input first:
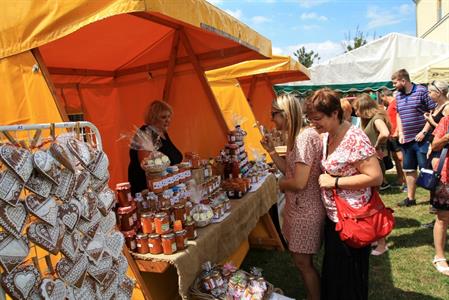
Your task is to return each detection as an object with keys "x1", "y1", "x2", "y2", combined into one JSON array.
[{"x1": 189, "y1": 270, "x2": 281, "y2": 300}]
